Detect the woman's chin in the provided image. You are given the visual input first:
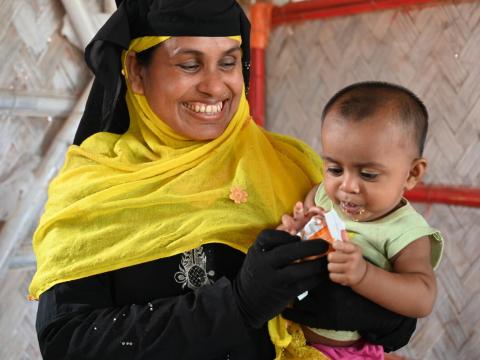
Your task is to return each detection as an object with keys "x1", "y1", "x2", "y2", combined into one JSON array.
[{"x1": 182, "y1": 125, "x2": 228, "y2": 141}]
